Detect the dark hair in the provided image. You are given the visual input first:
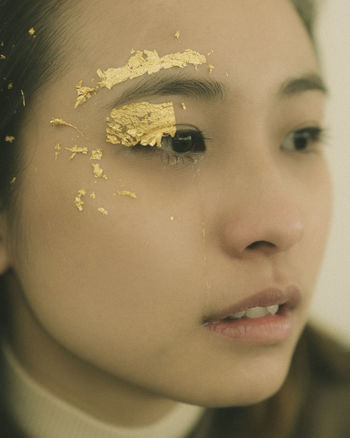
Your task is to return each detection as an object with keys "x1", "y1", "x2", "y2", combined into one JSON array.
[{"x1": 0, "y1": 0, "x2": 318, "y2": 215}]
